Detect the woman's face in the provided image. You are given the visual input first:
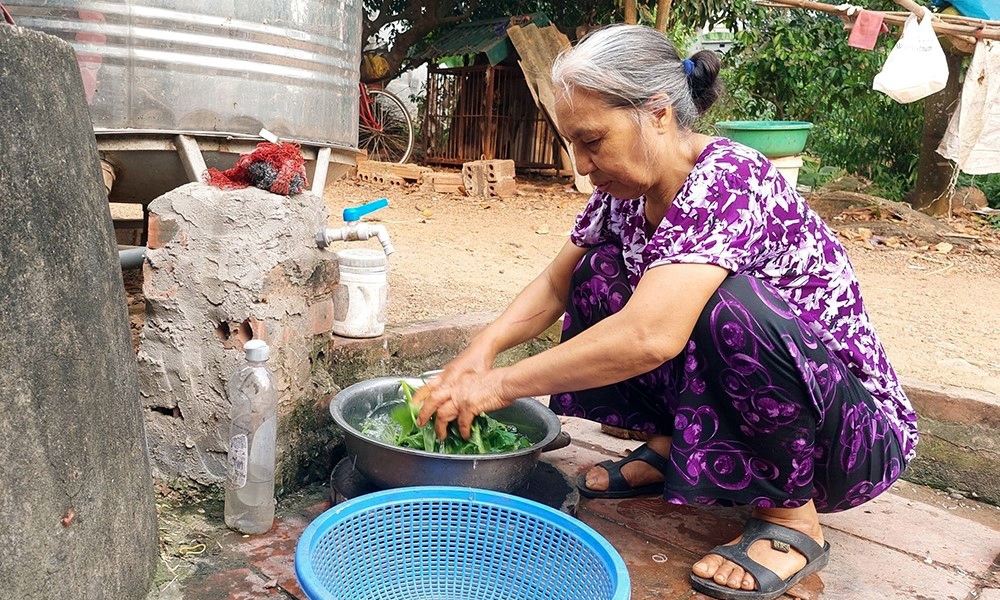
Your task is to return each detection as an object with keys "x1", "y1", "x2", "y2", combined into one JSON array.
[{"x1": 554, "y1": 86, "x2": 668, "y2": 200}]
